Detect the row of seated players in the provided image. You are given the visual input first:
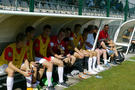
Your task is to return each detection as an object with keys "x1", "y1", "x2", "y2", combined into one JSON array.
[{"x1": 0, "y1": 24, "x2": 119, "y2": 90}]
